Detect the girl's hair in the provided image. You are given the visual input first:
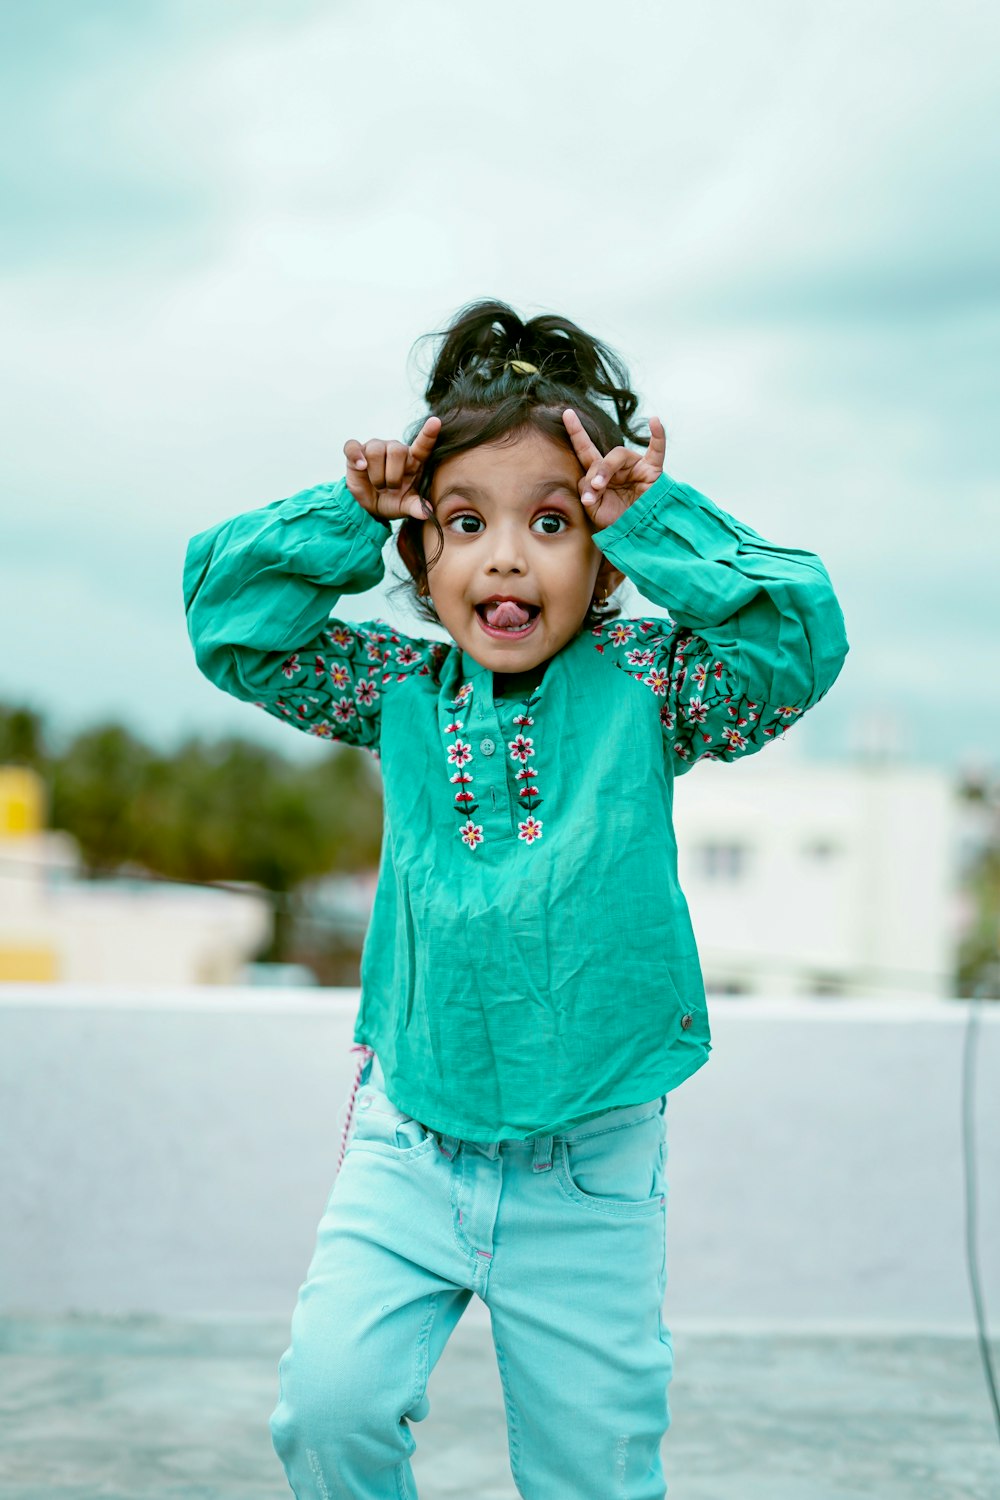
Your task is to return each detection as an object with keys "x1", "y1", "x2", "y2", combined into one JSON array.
[{"x1": 391, "y1": 298, "x2": 651, "y2": 630}]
